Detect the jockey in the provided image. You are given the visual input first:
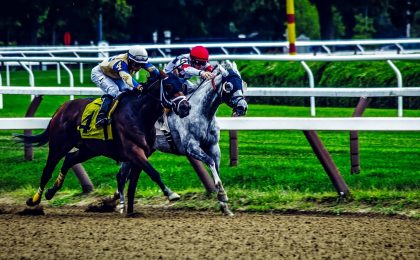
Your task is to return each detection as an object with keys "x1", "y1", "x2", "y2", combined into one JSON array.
[
  {"x1": 91, "y1": 45, "x2": 160, "y2": 128},
  {"x1": 164, "y1": 45, "x2": 214, "y2": 93}
]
